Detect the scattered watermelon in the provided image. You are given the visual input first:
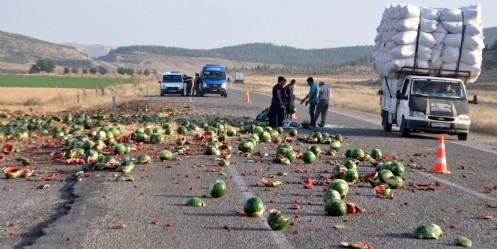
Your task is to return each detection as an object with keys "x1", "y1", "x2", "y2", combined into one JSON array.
[
  {"x1": 244, "y1": 197, "x2": 265, "y2": 217},
  {"x1": 186, "y1": 197, "x2": 206, "y2": 207},
  {"x1": 328, "y1": 179, "x2": 349, "y2": 198},
  {"x1": 324, "y1": 199, "x2": 347, "y2": 216},
  {"x1": 412, "y1": 224, "x2": 443, "y2": 240},
  {"x1": 210, "y1": 180, "x2": 227, "y2": 198},
  {"x1": 267, "y1": 209, "x2": 290, "y2": 231}
]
